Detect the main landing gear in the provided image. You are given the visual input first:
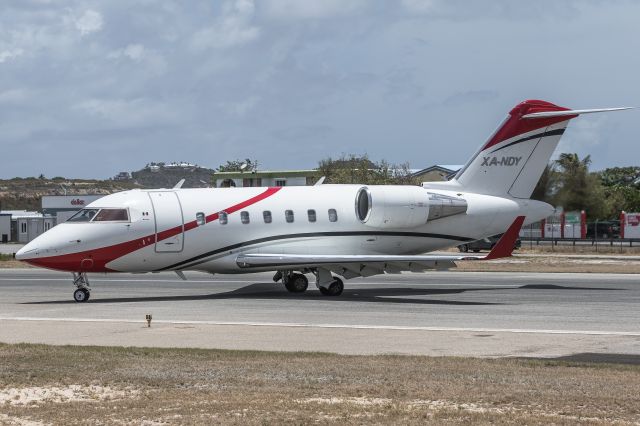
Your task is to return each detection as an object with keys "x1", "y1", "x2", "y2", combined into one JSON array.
[
  {"x1": 274, "y1": 270, "x2": 344, "y2": 296},
  {"x1": 72, "y1": 272, "x2": 91, "y2": 303},
  {"x1": 318, "y1": 277, "x2": 344, "y2": 296}
]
